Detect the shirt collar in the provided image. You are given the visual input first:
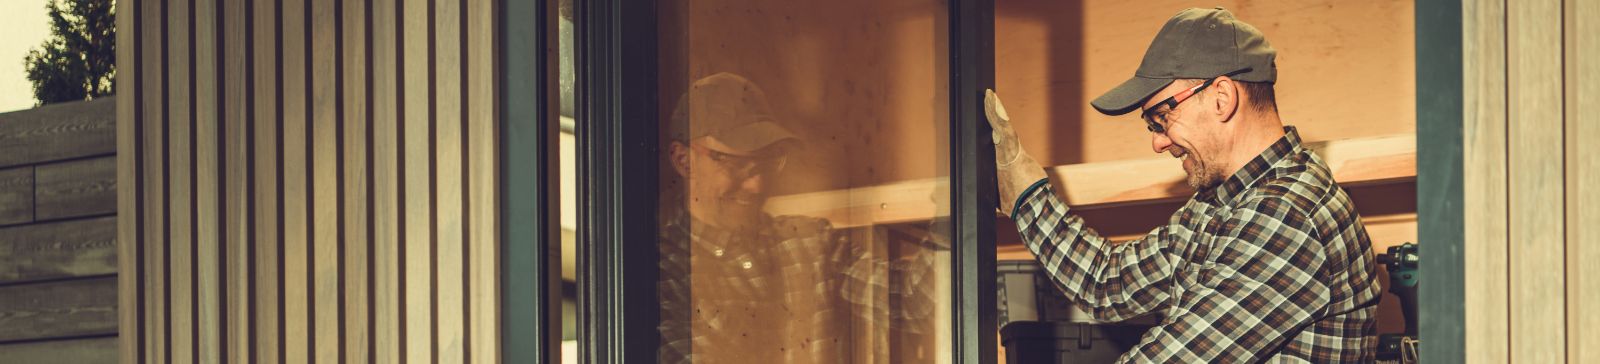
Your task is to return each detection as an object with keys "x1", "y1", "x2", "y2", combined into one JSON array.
[{"x1": 1198, "y1": 126, "x2": 1302, "y2": 205}]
